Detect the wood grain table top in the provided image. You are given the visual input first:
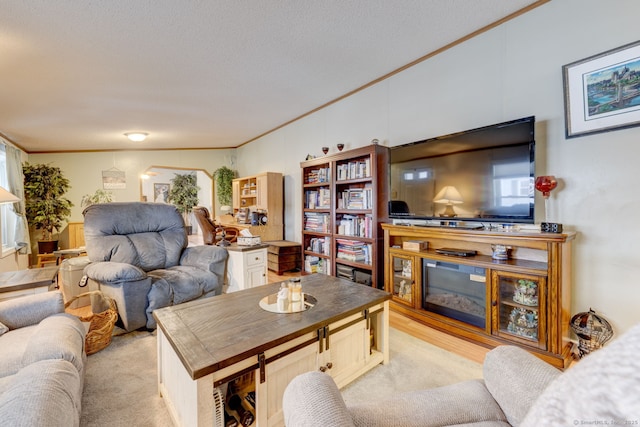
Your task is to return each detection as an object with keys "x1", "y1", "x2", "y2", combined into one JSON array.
[
  {"x1": 154, "y1": 273, "x2": 391, "y2": 380},
  {"x1": 0, "y1": 266, "x2": 59, "y2": 293}
]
